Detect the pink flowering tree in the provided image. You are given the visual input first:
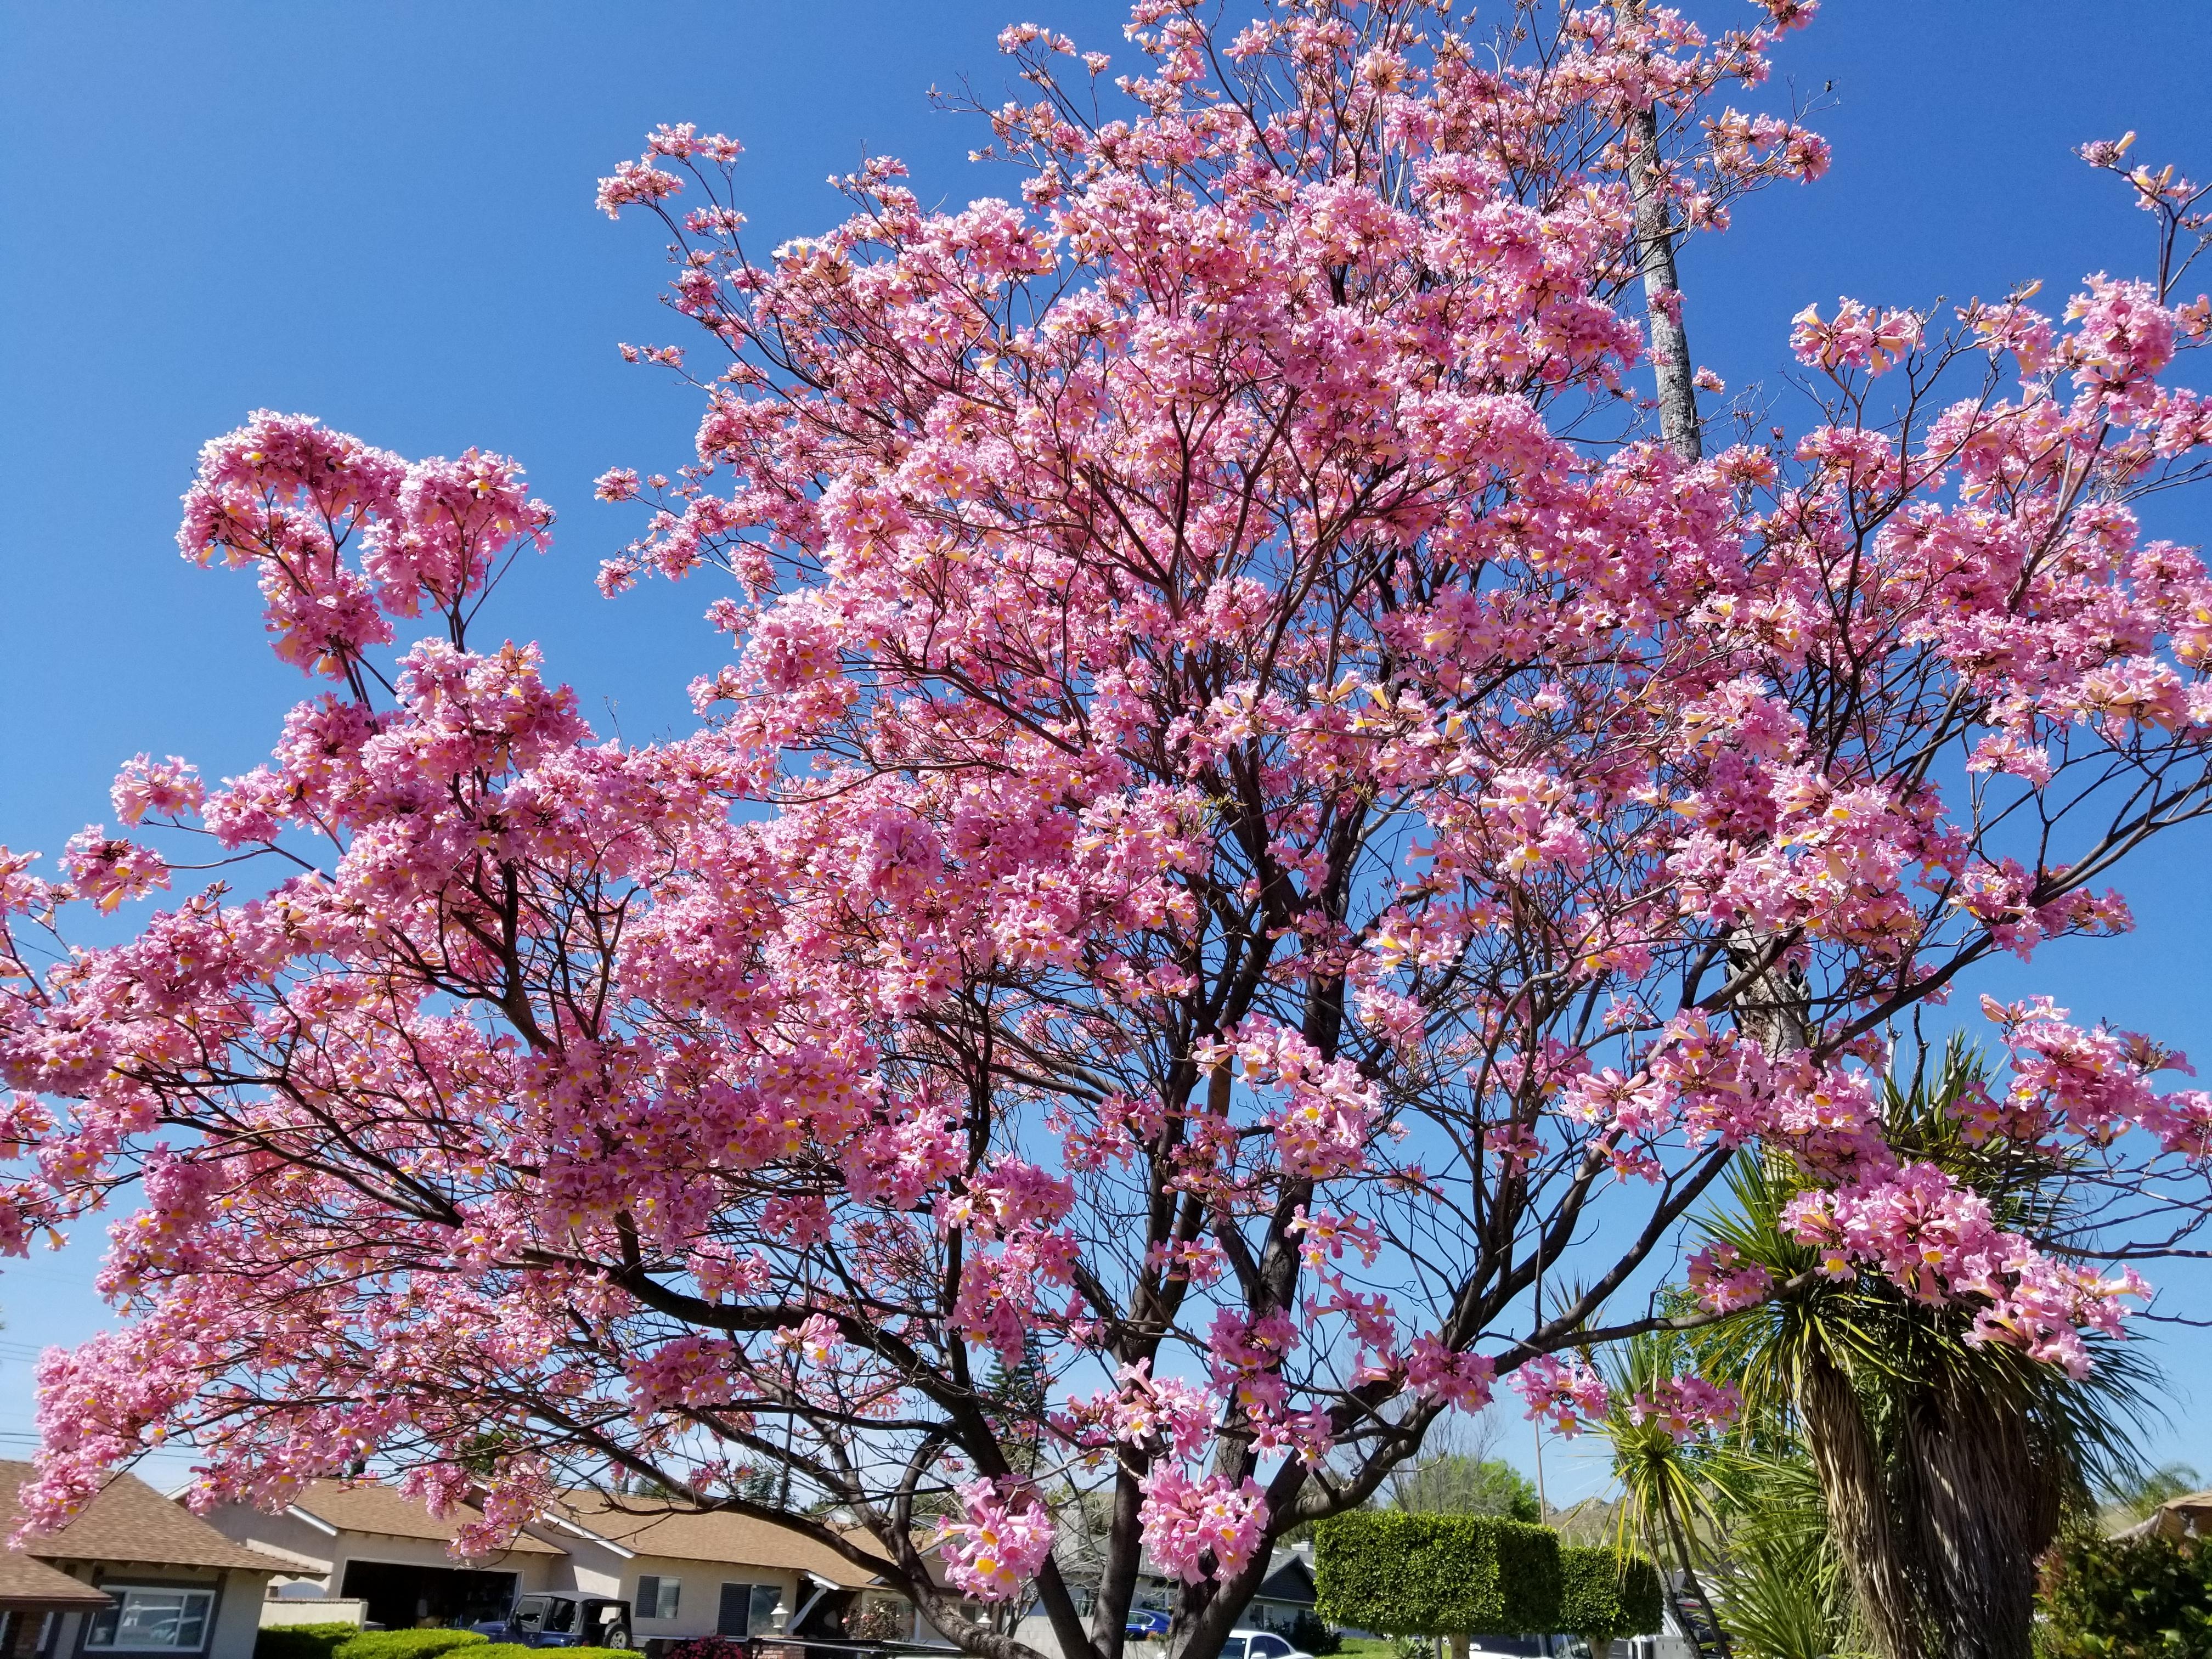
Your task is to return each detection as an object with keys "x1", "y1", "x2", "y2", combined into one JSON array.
[{"x1": 7, "y1": 6, "x2": 2212, "y2": 1659}]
